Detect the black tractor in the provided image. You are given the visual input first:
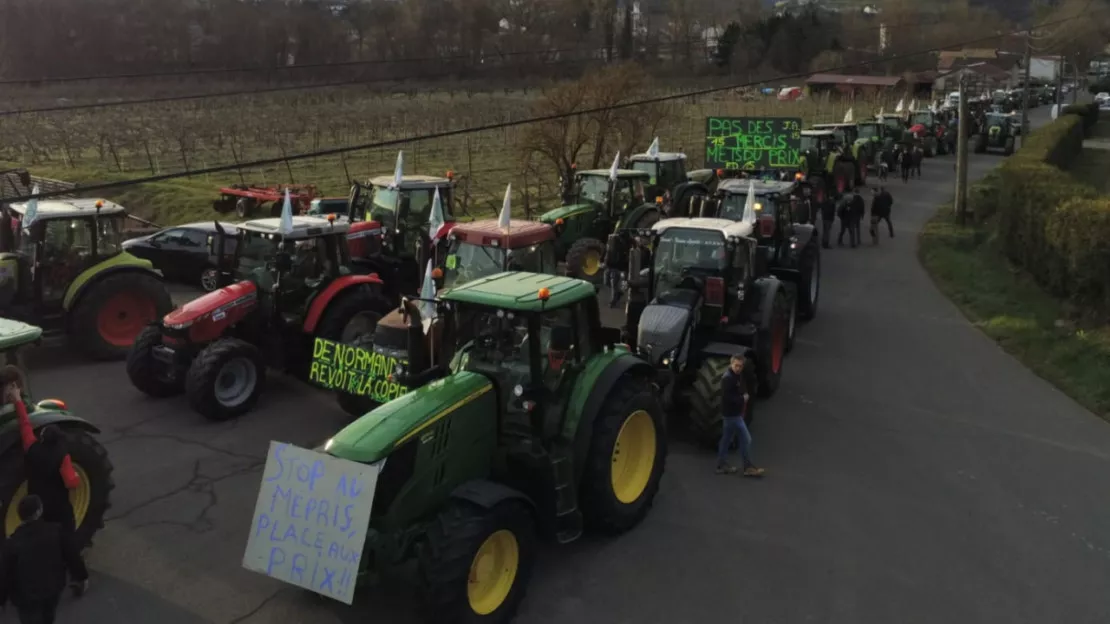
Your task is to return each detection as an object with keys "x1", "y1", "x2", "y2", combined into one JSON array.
[
  {"x1": 621, "y1": 217, "x2": 793, "y2": 447},
  {"x1": 625, "y1": 150, "x2": 714, "y2": 216}
]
